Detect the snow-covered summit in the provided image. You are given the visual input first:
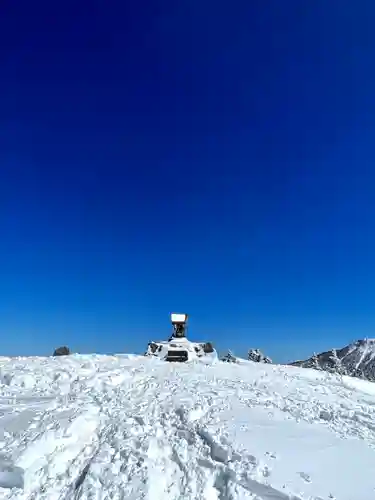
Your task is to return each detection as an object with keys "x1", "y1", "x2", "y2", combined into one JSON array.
[
  {"x1": 291, "y1": 338, "x2": 375, "y2": 380},
  {"x1": 0, "y1": 354, "x2": 374, "y2": 499}
]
